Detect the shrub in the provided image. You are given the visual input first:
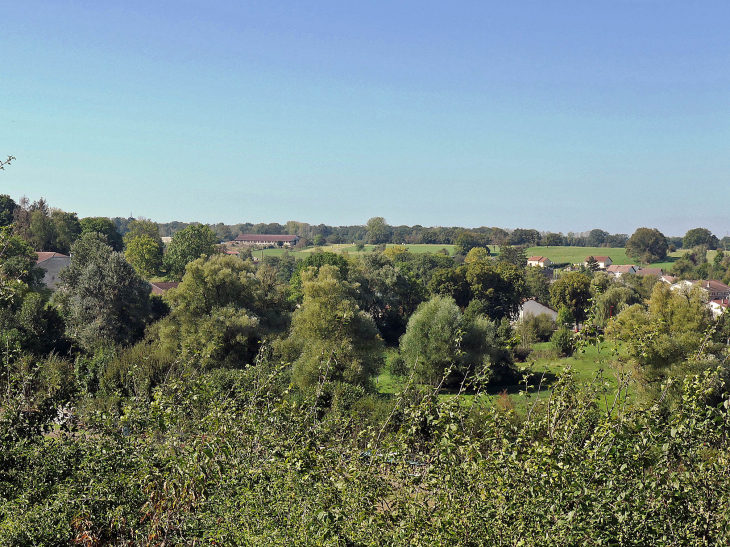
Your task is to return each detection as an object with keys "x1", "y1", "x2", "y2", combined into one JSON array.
[
  {"x1": 516, "y1": 313, "x2": 557, "y2": 345},
  {"x1": 551, "y1": 327, "x2": 575, "y2": 356}
]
